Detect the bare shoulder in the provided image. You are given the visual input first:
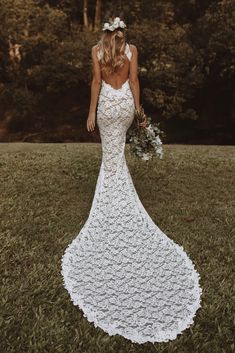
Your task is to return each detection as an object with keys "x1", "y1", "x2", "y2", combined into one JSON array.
[
  {"x1": 129, "y1": 44, "x2": 138, "y2": 55},
  {"x1": 91, "y1": 44, "x2": 98, "y2": 53},
  {"x1": 91, "y1": 44, "x2": 99, "y2": 59}
]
